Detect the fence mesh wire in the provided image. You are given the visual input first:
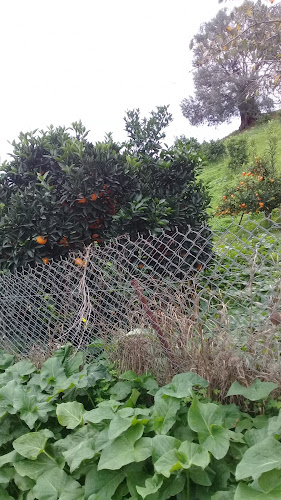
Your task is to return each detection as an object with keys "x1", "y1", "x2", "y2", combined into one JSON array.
[{"x1": 1, "y1": 215, "x2": 281, "y2": 380}]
